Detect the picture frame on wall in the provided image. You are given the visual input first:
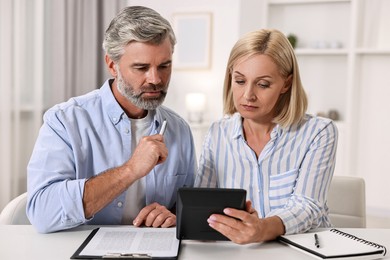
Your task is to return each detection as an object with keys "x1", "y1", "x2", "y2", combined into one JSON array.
[{"x1": 172, "y1": 12, "x2": 212, "y2": 70}]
